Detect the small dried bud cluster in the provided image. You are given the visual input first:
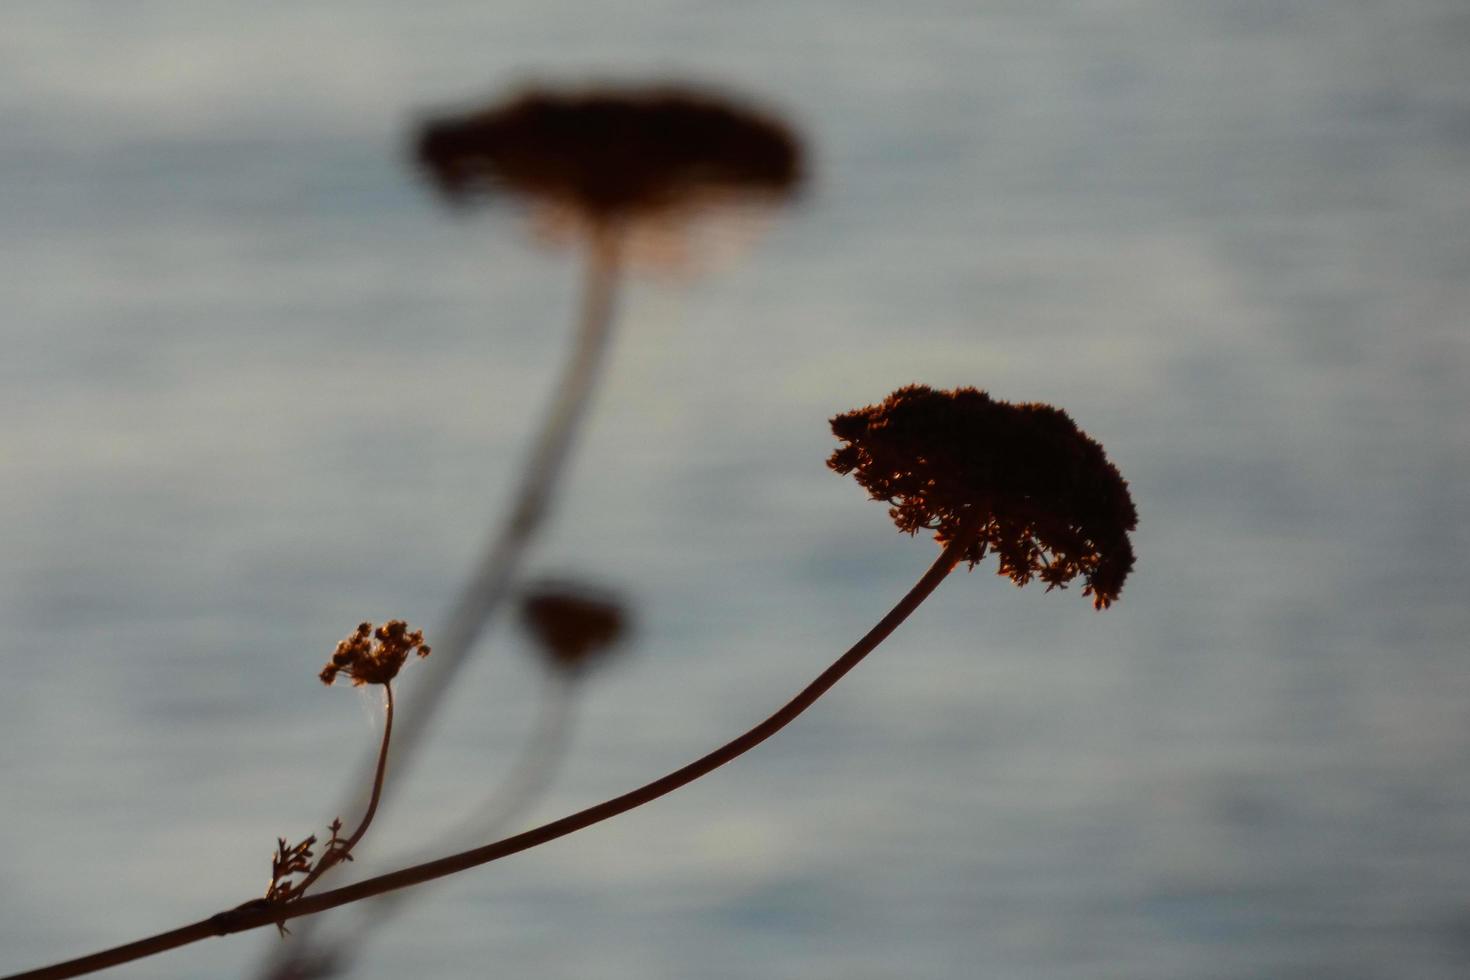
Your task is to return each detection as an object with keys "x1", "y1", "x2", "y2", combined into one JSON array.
[
  {"x1": 415, "y1": 84, "x2": 805, "y2": 220},
  {"x1": 265, "y1": 835, "x2": 316, "y2": 907},
  {"x1": 519, "y1": 581, "x2": 628, "y2": 674},
  {"x1": 319, "y1": 620, "x2": 431, "y2": 687},
  {"x1": 265, "y1": 818, "x2": 353, "y2": 923},
  {"x1": 829, "y1": 385, "x2": 1137, "y2": 608}
]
